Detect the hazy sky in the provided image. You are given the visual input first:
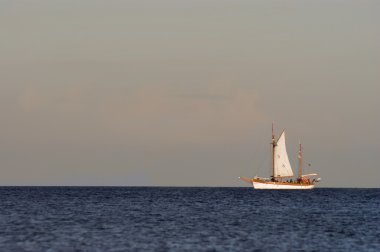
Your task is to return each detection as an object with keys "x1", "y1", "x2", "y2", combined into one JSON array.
[{"x1": 1, "y1": 0, "x2": 379, "y2": 187}]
